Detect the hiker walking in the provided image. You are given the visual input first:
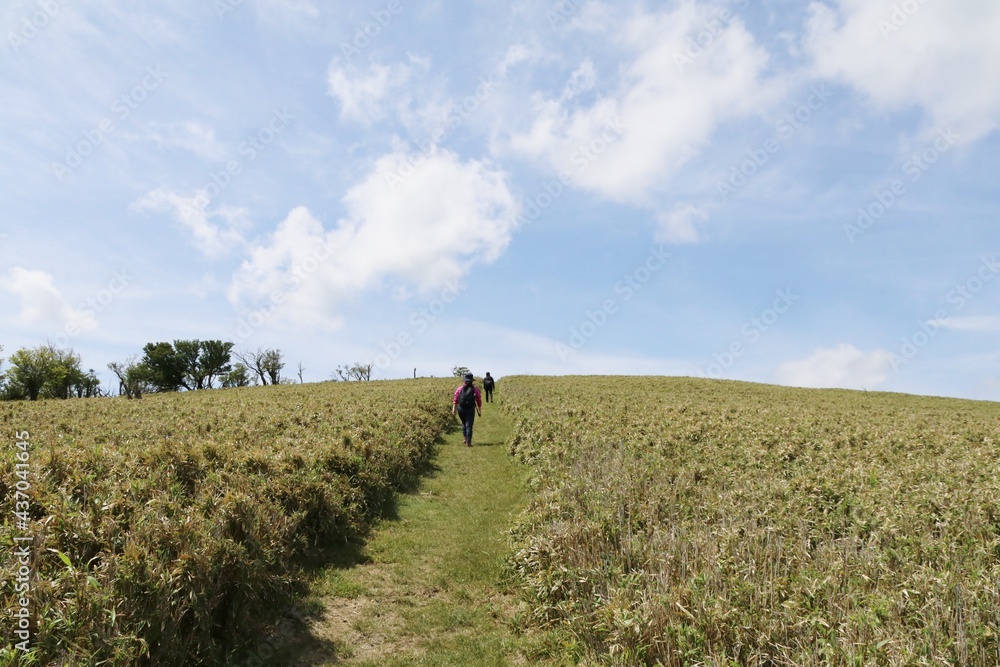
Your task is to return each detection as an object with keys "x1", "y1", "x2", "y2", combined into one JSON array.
[
  {"x1": 483, "y1": 372, "x2": 495, "y2": 403},
  {"x1": 452, "y1": 372, "x2": 482, "y2": 447}
]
